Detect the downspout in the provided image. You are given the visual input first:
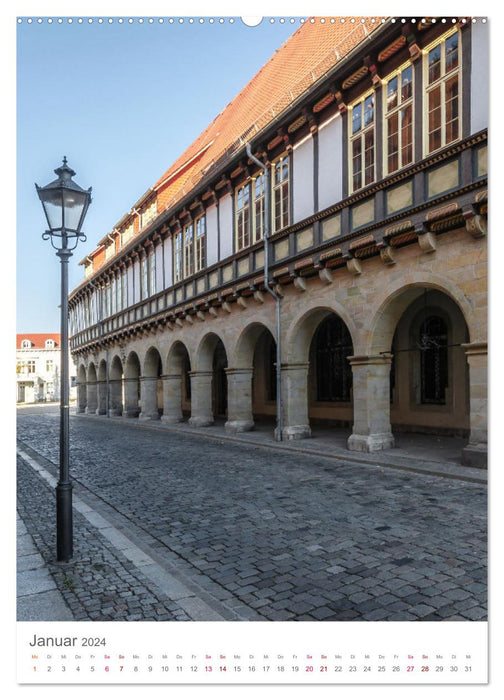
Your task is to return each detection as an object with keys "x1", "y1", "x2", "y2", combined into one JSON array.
[{"x1": 246, "y1": 143, "x2": 282, "y2": 441}]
